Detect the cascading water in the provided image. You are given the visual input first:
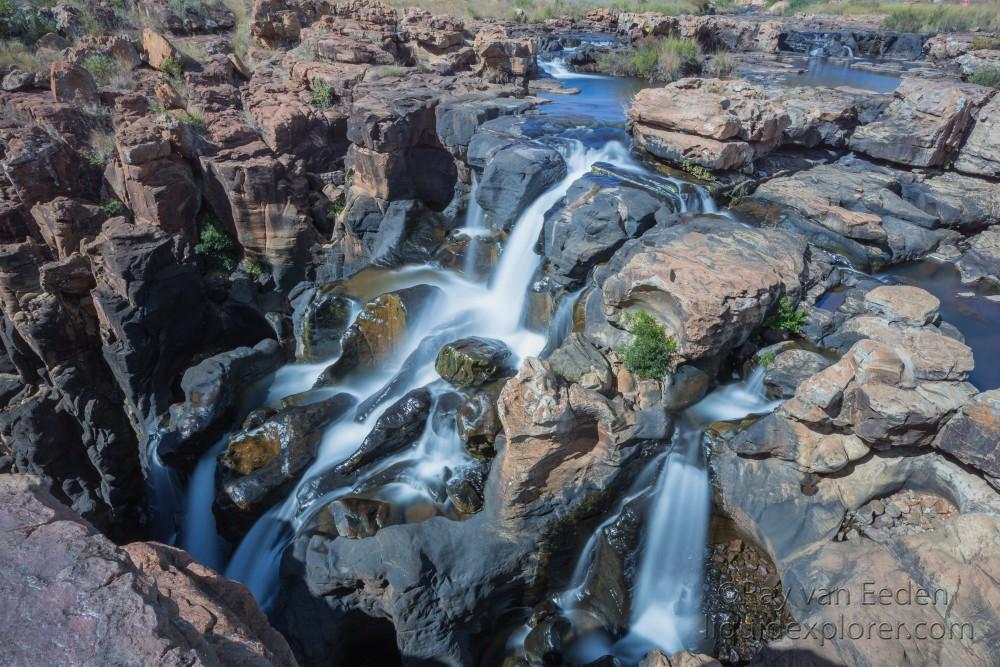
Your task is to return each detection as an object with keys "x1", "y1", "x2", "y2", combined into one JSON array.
[{"x1": 460, "y1": 174, "x2": 486, "y2": 275}]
